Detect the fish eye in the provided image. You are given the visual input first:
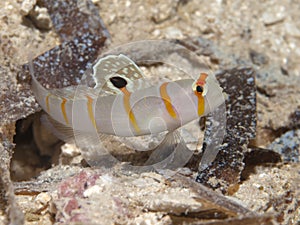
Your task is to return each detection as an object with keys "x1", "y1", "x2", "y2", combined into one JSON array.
[
  {"x1": 196, "y1": 85, "x2": 203, "y2": 93},
  {"x1": 110, "y1": 76, "x2": 127, "y2": 89}
]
